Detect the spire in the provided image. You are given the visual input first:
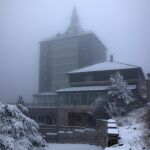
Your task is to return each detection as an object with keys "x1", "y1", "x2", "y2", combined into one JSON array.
[{"x1": 66, "y1": 7, "x2": 83, "y2": 34}]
